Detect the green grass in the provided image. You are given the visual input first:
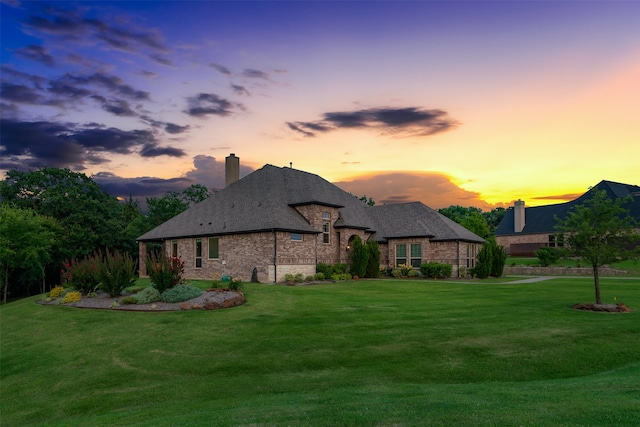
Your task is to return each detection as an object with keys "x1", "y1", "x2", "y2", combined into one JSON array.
[{"x1": 2, "y1": 278, "x2": 640, "y2": 426}]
